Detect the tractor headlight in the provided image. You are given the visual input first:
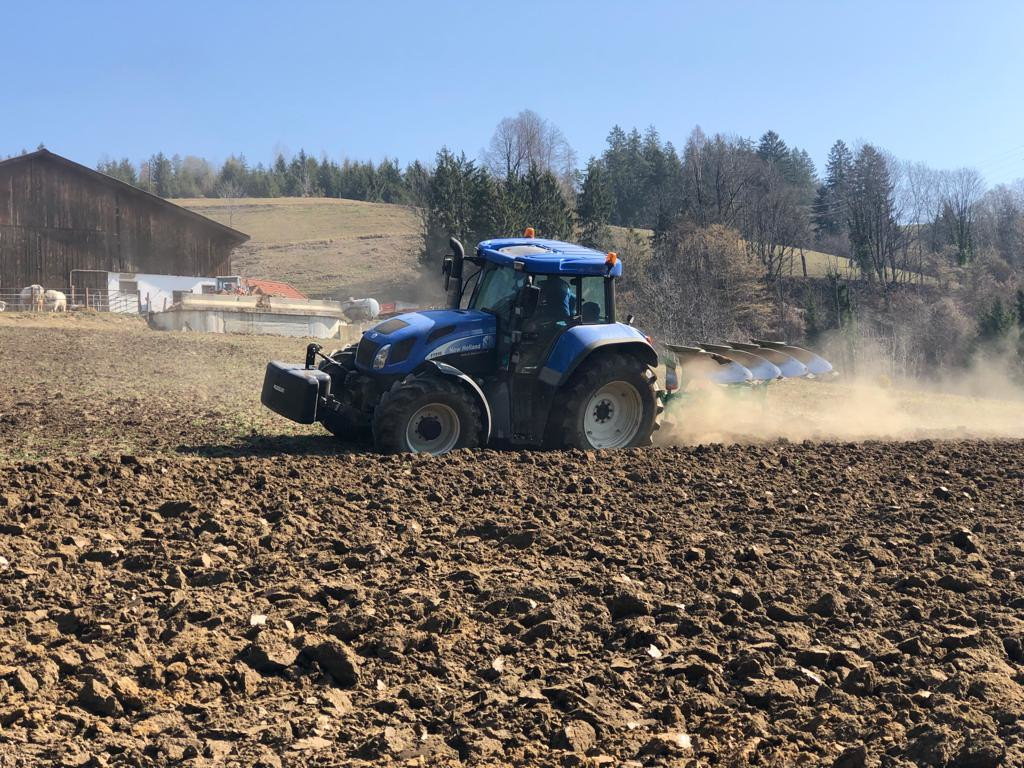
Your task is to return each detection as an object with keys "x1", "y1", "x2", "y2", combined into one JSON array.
[{"x1": 372, "y1": 344, "x2": 391, "y2": 370}]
